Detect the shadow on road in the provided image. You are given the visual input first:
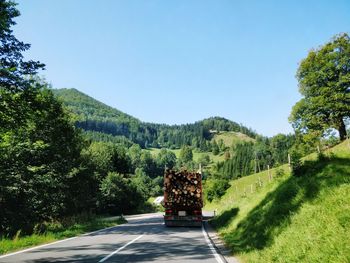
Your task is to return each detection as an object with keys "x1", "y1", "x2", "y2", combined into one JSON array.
[{"x1": 21, "y1": 215, "x2": 214, "y2": 263}]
